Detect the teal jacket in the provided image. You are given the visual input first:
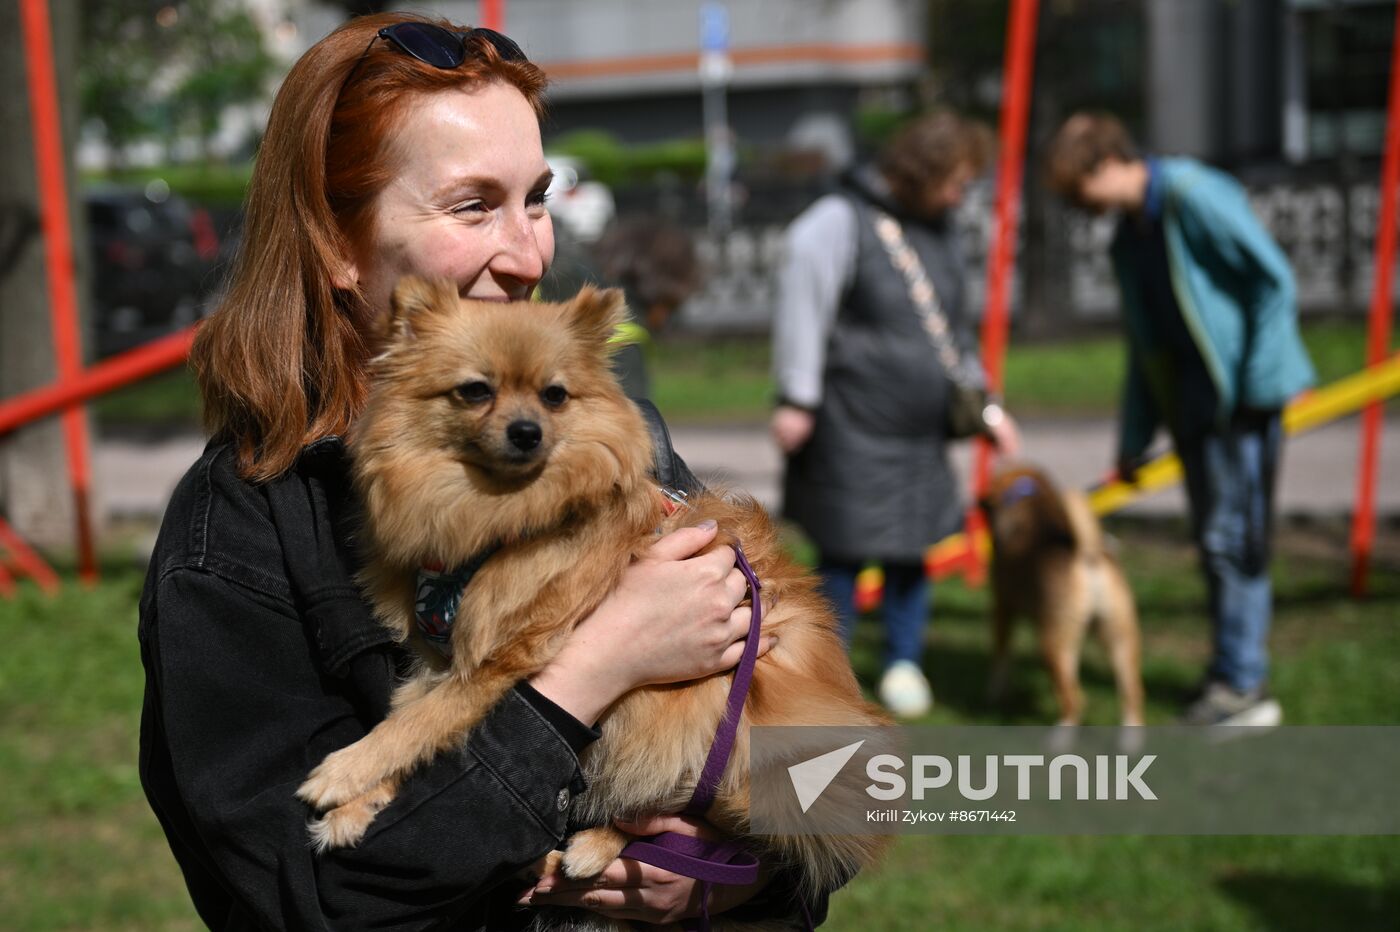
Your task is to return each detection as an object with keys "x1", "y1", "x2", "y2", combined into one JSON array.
[{"x1": 1110, "y1": 157, "x2": 1316, "y2": 460}]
